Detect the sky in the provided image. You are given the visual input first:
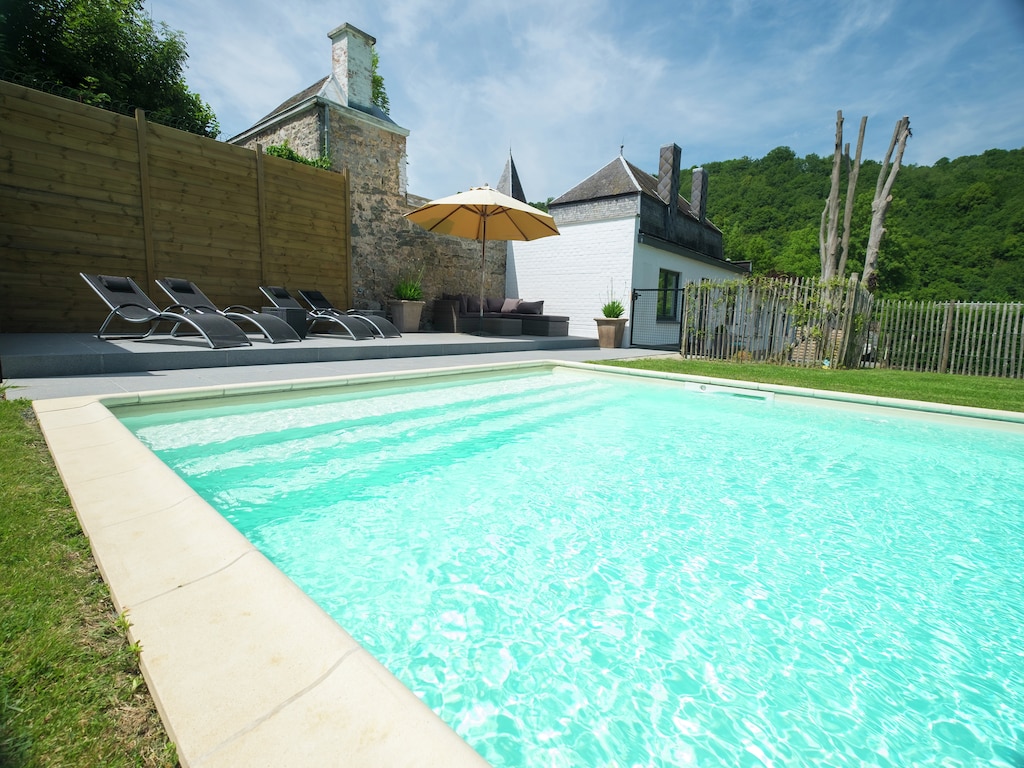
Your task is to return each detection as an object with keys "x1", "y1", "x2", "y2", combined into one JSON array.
[{"x1": 144, "y1": 0, "x2": 1024, "y2": 202}]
